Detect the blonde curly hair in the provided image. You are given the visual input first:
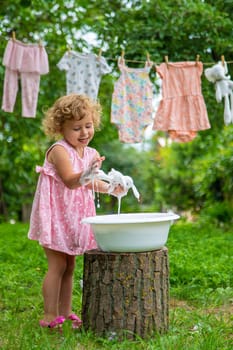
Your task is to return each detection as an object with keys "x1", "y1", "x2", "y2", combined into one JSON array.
[{"x1": 43, "y1": 94, "x2": 102, "y2": 139}]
